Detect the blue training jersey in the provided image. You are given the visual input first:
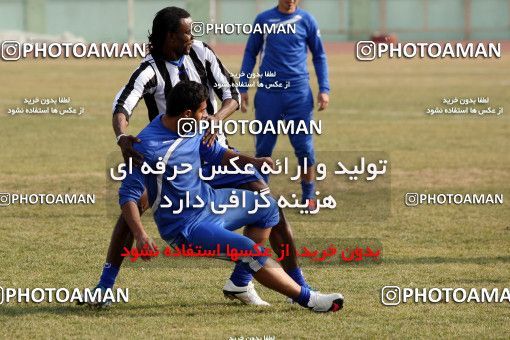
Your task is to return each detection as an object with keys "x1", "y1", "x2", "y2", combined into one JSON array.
[
  {"x1": 118, "y1": 114, "x2": 227, "y2": 240},
  {"x1": 239, "y1": 6, "x2": 329, "y2": 93}
]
